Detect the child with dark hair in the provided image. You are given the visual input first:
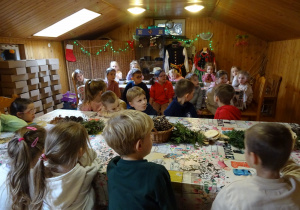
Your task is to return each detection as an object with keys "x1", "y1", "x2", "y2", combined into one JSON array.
[
  {"x1": 103, "y1": 110, "x2": 176, "y2": 209},
  {"x1": 106, "y1": 67, "x2": 121, "y2": 98},
  {"x1": 212, "y1": 123, "x2": 300, "y2": 209},
  {"x1": 126, "y1": 86, "x2": 157, "y2": 115},
  {"x1": 10, "y1": 98, "x2": 36, "y2": 122},
  {"x1": 214, "y1": 84, "x2": 241, "y2": 120},
  {"x1": 32, "y1": 122, "x2": 100, "y2": 209},
  {"x1": 0, "y1": 125, "x2": 46, "y2": 209},
  {"x1": 122, "y1": 68, "x2": 149, "y2": 106},
  {"x1": 164, "y1": 79, "x2": 197, "y2": 118}
]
